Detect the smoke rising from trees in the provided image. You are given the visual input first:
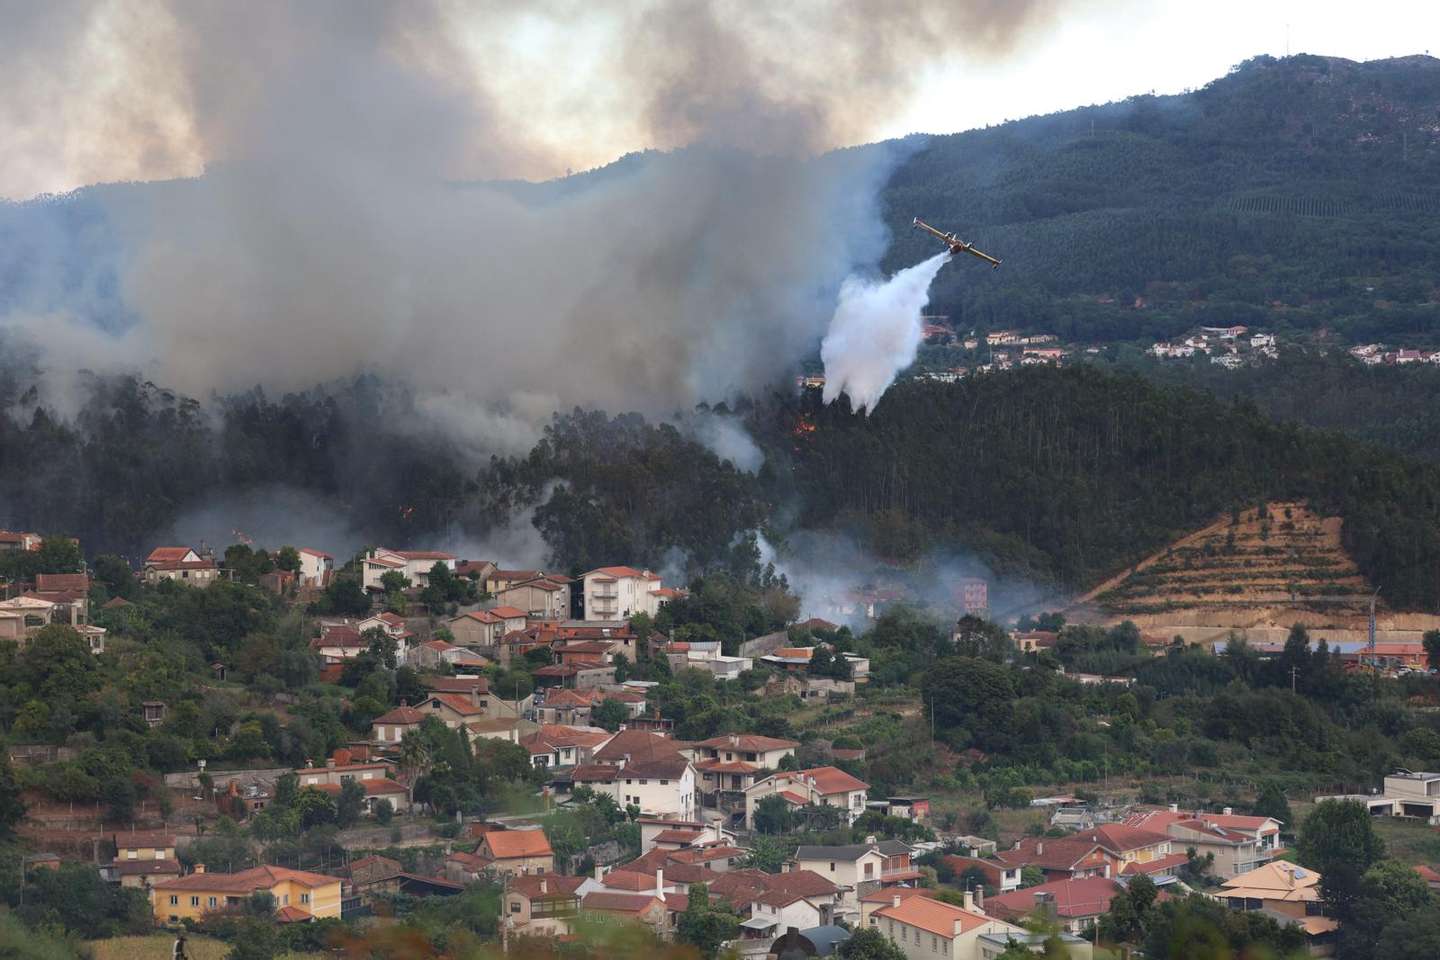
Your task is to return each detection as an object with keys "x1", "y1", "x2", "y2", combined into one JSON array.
[{"x1": 0, "y1": 0, "x2": 1077, "y2": 439}]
